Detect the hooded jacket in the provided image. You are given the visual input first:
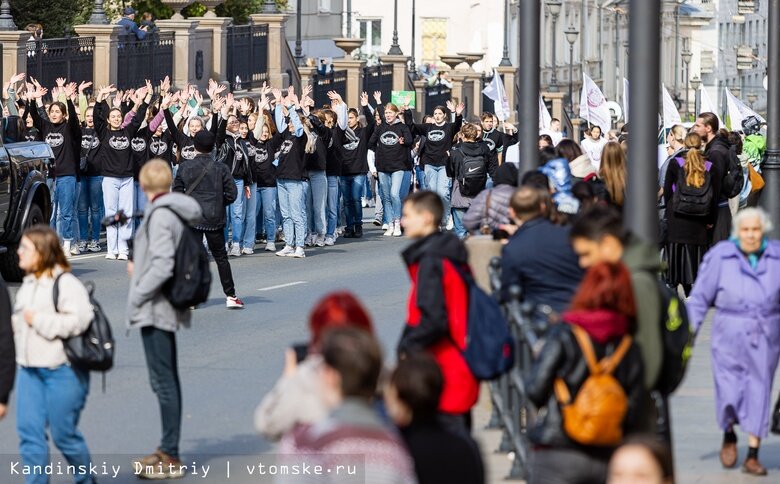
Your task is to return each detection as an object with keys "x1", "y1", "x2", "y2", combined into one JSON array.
[
  {"x1": 172, "y1": 152, "x2": 237, "y2": 230},
  {"x1": 398, "y1": 232, "x2": 479, "y2": 415},
  {"x1": 524, "y1": 312, "x2": 644, "y2": 451},
  {"x1": 704, "y1": 135, "x2": 732, "y2": 201},
  {"x1": 127, "y1": 193, "x2": 203, "y2": 331},
  {"x1": 405, "y1": 110, "x2": 463, "y2": 168},
  {"x1": 369, "y1": 107, "x2": 413, "y2": 173}
]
